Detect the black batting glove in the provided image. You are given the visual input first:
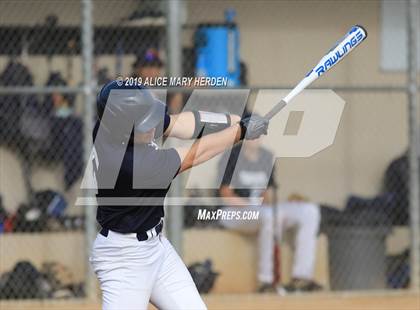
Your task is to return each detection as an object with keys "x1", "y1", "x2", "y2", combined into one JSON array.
[{"x1": 239, "y1": 115, "x2": 269, "y2": 140}]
